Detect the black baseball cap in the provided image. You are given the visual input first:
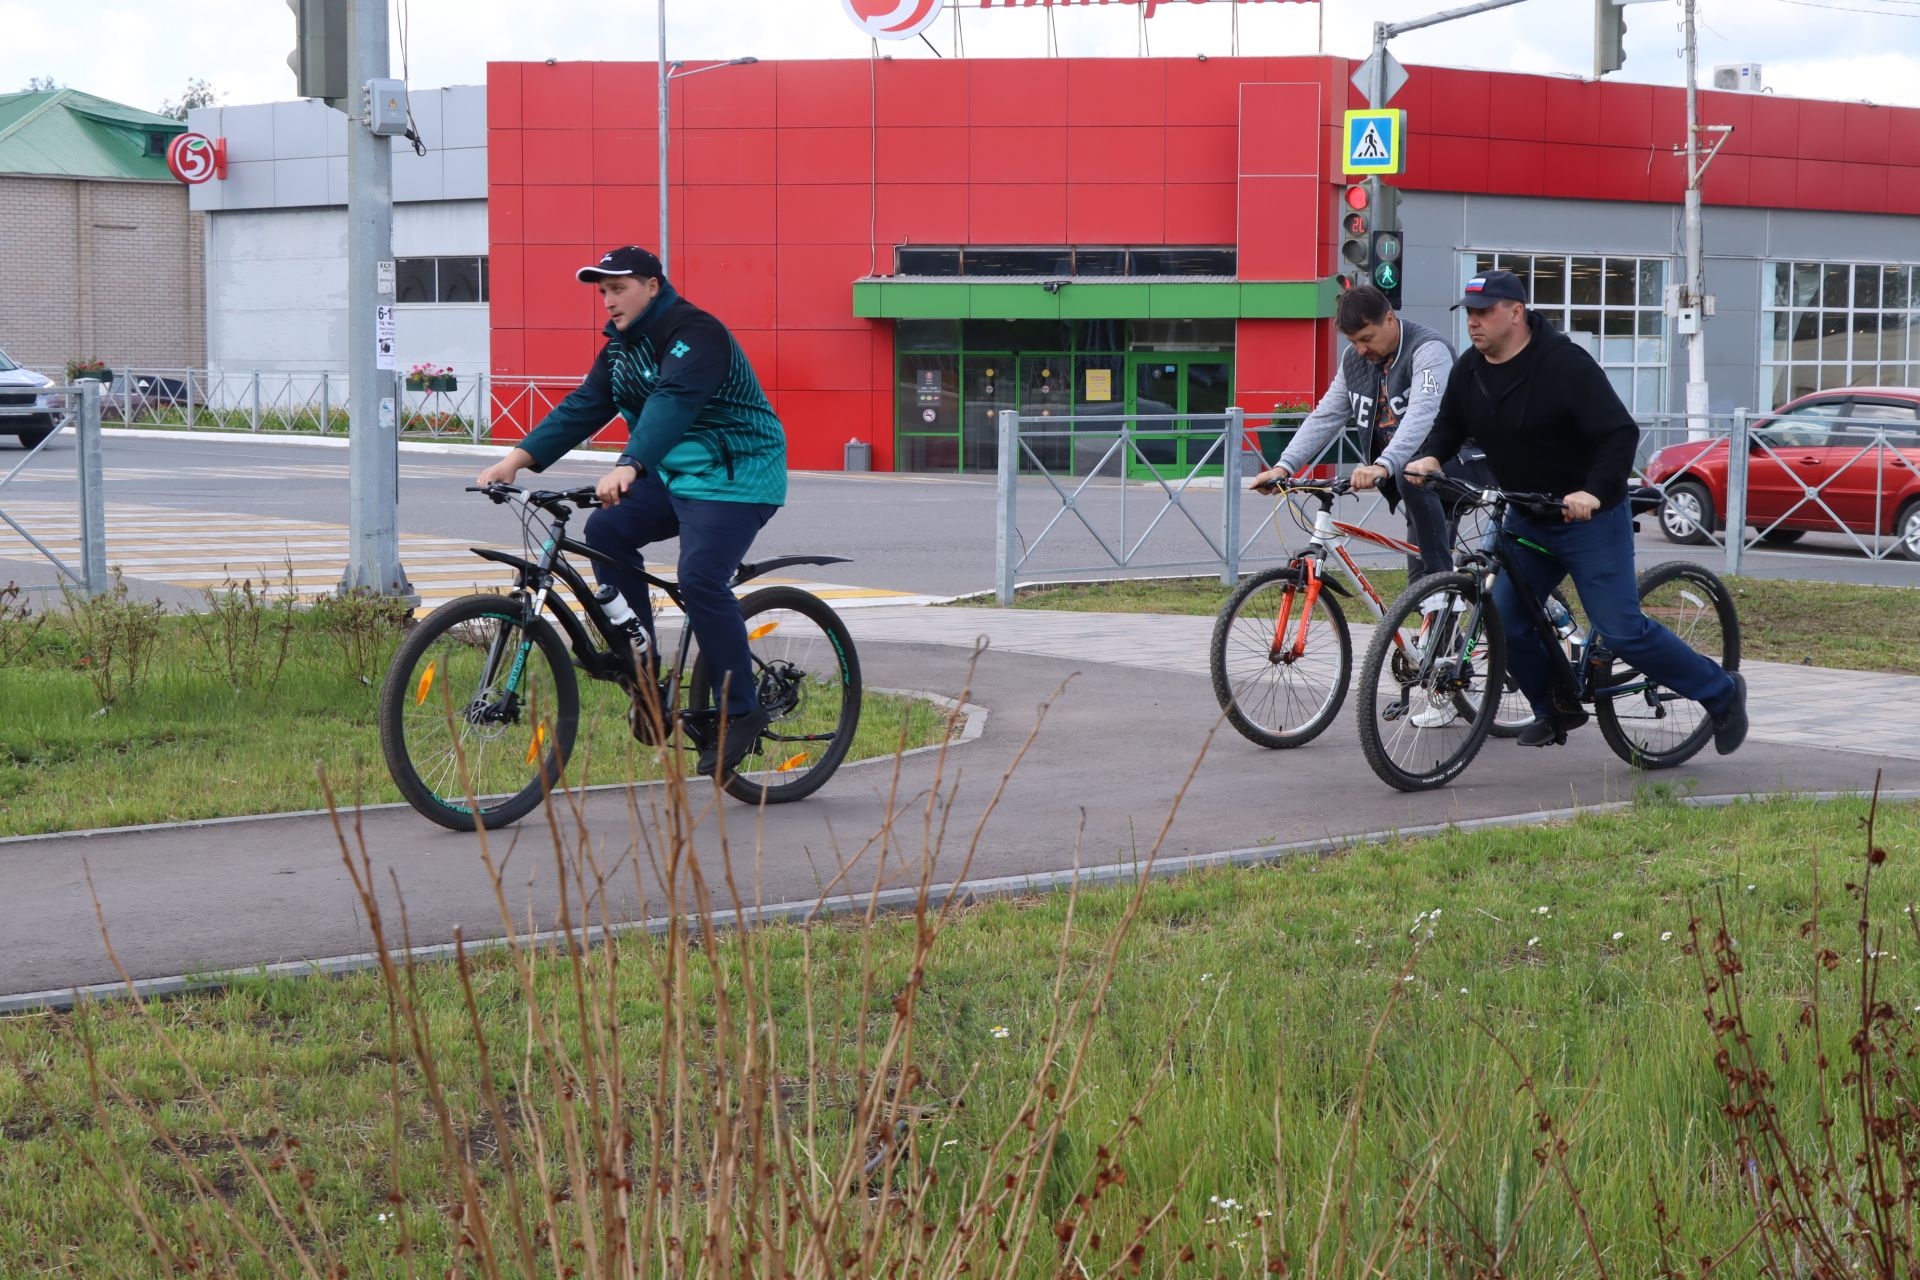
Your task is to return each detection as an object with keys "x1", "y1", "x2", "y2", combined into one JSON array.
[
  {"x1": 1452, "y1": 269, "x2": 1528, "y2": 310},
  {"x1": 577, "y1": 245, "x2": 666, "y2": 284}
]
